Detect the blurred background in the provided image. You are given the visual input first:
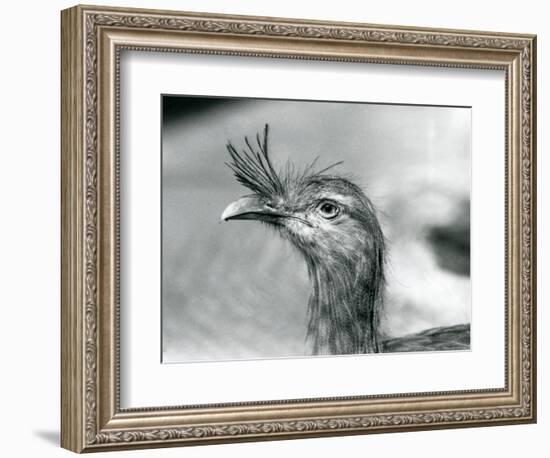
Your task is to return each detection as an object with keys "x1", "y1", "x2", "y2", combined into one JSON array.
[{"x1": 161, "y1": 96, "x2": 471, "y2": 363}]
